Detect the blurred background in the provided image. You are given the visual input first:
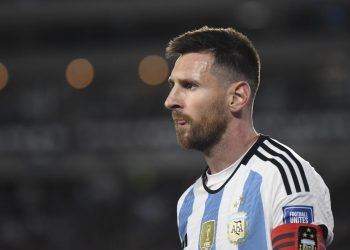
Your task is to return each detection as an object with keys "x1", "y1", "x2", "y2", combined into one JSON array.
[{"x1": 0, "y1": 0, "x2": 349, "y2": 249}]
